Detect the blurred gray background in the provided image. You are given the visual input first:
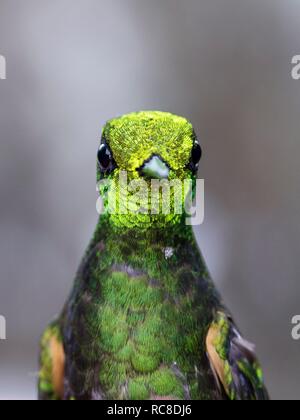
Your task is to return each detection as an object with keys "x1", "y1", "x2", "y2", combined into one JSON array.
[{"x1": 0, "y1": 0, "x2": 299, "y2": 400}]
